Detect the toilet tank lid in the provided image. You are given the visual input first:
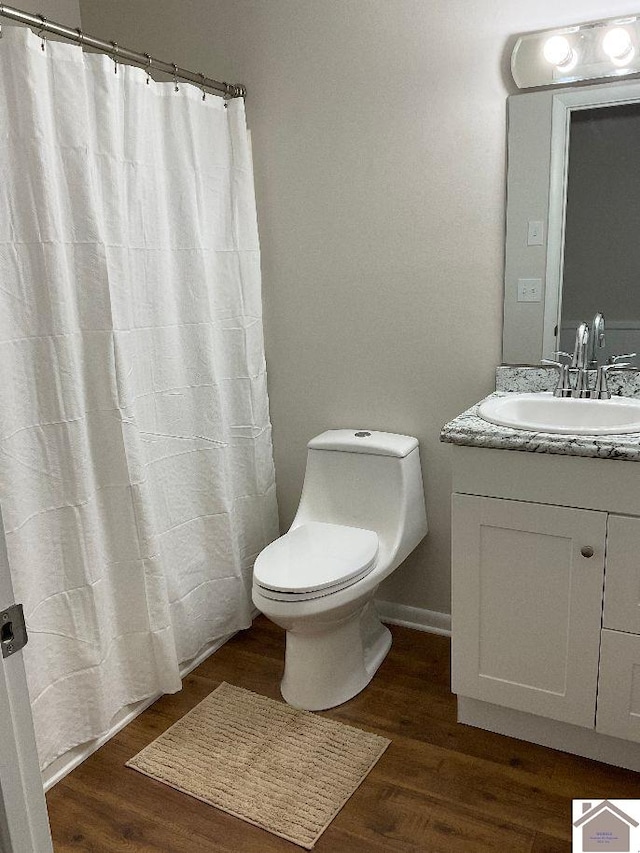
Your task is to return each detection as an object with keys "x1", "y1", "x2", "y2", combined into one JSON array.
[{"x1": 308, "y1": 429, "x2": 419, "y2": 458}]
